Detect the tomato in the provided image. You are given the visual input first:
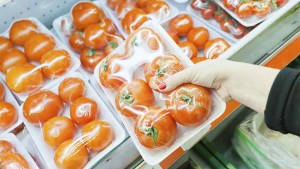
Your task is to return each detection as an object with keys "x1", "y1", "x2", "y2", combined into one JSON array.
[
  {"x1": 235, "y1": 2, "x2": 253, "y2": 18},
  {"x1": 9, "y1": 20, "x2": 38, "y2": 46},
  {"x1": 81, "y1": 120, "x2": 114, "y2": 151},
  {"x1": 107, "y1": 0, "x2": 119, "y2": 9},
  {"x1": 169, "y1": 14, "x2": 193, "y2": 36},
  {"x1": 178, "y1": 41, "x2": 198, "y2": 59},
  {"x1": 0, "y1": 48, "x2": 27, "y2": 74},
  {"x1": 23, "y1": 90, "x2": 64, "y2": 125},
  {"x1": 0, "y1": 140, "x2": 14, "y2": 153},
  {"x1": 24, "y1": 33, "x2": 56, "y2": 62},
  {"x1": 200, "y1": 2, "x2": 216, "y2": 20},
  {"x1": 204, "y1": 38, "x2": 230, "y2": 59},
  {"x1": 40, "y1": 49, "x2": 72, "y2": 79},
  {"x1": 98, "y1": 18, "x2": 116, "y2": 35},
  {"x1": 0, "y1": 37, "x2": 13, "y2": 55},
  {"x1": 220, "y1": 19, "x2": 233, "y2": 32},
  {"x1": 104, "y1": 35, "x2": 124, "y2": 55},
  {"x1": 144, "y1": 53, "x2": 184, "y2": 91},
  {"x1": 116, "y1": 0, "x2": 137, "y2": 19},
  {"x1": 146, "y1": 0, "x2": 169, "y2": 15},
  {"x1": 54, "y1": 140, "x2": 88, "y2": 169},
  {"x1": 252, "y1": 2, "x2": 271, "y2": 18},
  {"x1": 214, "y1": 8, "x2": 227, "y2": 22},
  {"x1": 122, "y1": 8, "x2": 149, "y2": 34},
  {"x1": 167, "y1": 31, "x2": 179, "y2": 44},
  {"x1": 6, "y1": 63, "x2": 44, "y2": 94},
  {"x1": 59, "y1": 77, "x2": 86, "y2": 104},
  {"x1": 0, "y1": 152, "x2": 30, "y2": 169},
  {"x1": 43, "y1": 116, "x2": 76, "y2": 148},
  {"x1": 71, "y1": 2, "x2": 104, "y2": 31},
  {"x1": 187, "y1": 27, "x2": 209, "y2": 49},
  {"x1": 137, "y1": 0, "x2": 148, "y2": 8},
  {"x1": 135, "y1": 106, "x2": 177, "y2": 148},
  {"x1": 80, "y1": 48, "x2": 106, "y2": 73},
  {"x1": 83, "y1": 24, "x2": 108, "y2": 49},
  {"x1": 70, "y1": 97, "x2": 99, "y2": 126},
  {"x1": 99, "y1": 54, "x2": 125, "y2": 89},
  {"x1": 191, "y1": 0, "x2": 207, "y2": 10},
  {"x1": 166, "y1": 84, "x2": 212, "y2": 126},
  {"x1": 0, "y1": 83, "x2": 4, "y2": 100},
  {"x1": 232, "y1": 24, "x2": 246, "y2": 39},
  {"x1": 274, "y1": 0, "x2": 287, "y2": 8},
  {"x1": 223, "y1": 0, "x2": 235, "y2": 11},
  {"x1": 115, "y1": 79, "x2": 155, "y2": 118},
  {"x1": 0, "y1": 101, "x2": 17, "y2": 130},
  {"x1": 69, "y1": 31, "x2": 85, "y2": 53},
  {"x1": 191, "y1": 56, "x2": 207, "y2": 64}
]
